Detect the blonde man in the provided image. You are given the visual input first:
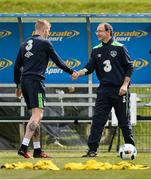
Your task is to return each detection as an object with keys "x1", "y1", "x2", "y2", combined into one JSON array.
[{"x1": 14, "y1": 19, "x2": 77, "y2": 158}]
